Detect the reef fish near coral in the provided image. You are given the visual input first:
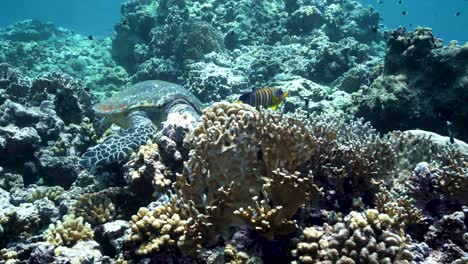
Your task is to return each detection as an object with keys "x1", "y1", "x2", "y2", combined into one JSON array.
[{"x1": 237, "y1": 87, "x2": 288, "y2": 110}]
